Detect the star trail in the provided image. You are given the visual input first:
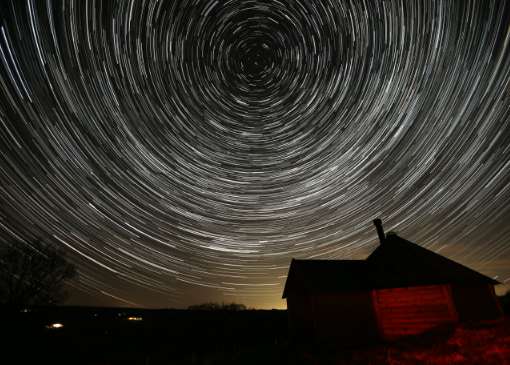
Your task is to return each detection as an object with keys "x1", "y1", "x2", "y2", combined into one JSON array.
[{"x1": 1, "y1": 0, "x2": 510, "y2": 308}]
